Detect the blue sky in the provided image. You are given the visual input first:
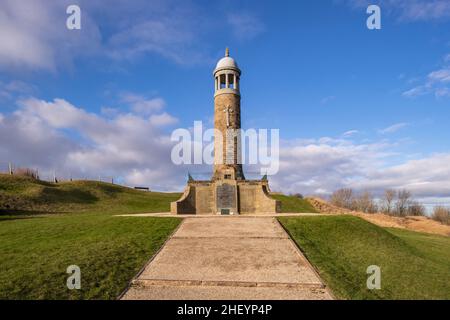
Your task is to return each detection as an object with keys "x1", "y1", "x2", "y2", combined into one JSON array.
[{"x1": 1, "y1": 0, "x2": 450, "y2": 205}]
